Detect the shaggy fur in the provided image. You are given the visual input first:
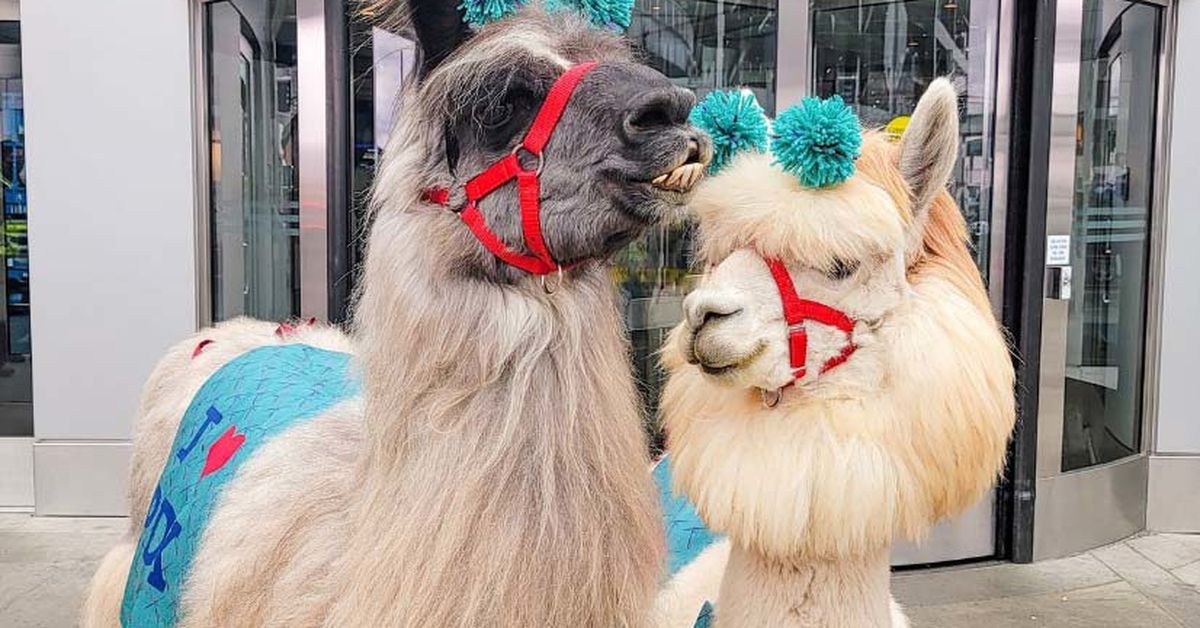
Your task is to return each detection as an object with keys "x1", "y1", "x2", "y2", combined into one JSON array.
[
  {"x1": 82, "y1": 3, "x2": 708, "y2": 625},
  {"x1": 661, "y1": 80, "x2": 1015, "y2": 626}
]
